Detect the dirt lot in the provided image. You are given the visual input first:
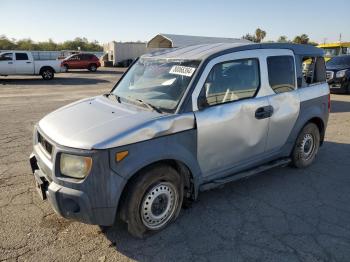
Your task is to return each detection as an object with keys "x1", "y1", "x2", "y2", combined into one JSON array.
[{"x1": 1, "y1": 67, "x2": 350, "y2": 262}]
